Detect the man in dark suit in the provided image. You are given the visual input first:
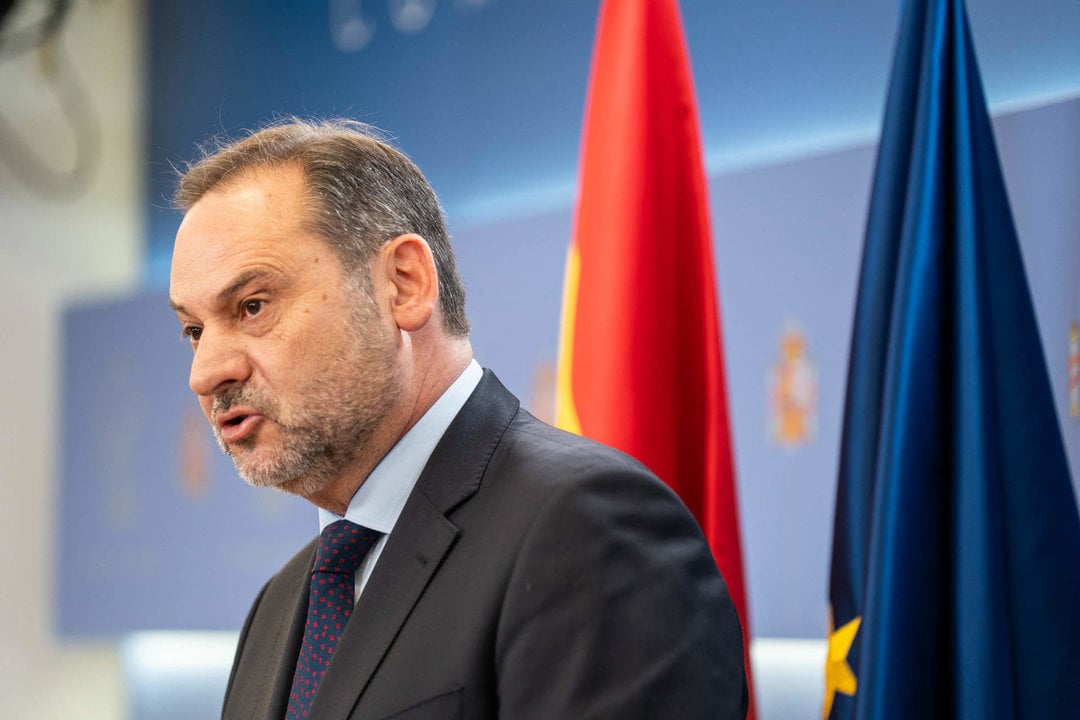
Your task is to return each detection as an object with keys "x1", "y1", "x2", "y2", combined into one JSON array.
[{"x1": 169, "y1": 119, "x2": 747, "y2": 720}]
